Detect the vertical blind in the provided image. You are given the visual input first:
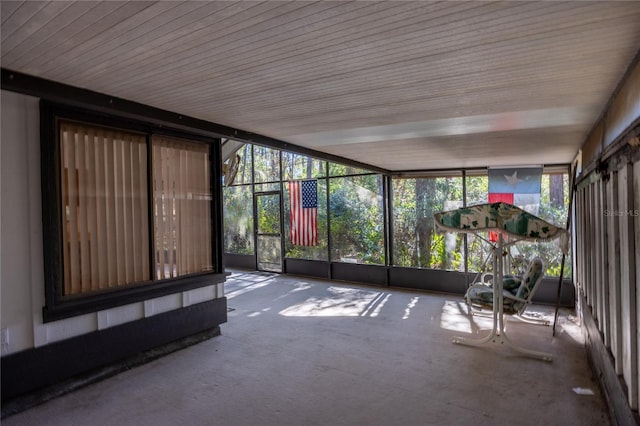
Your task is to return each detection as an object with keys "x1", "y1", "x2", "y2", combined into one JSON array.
[
  {"x1": 152, "y1": 135, "x2": 212, "y2": 279},
  {"x1": 60, "y1": 122, "x2": 214, "y2": 297},
  {"x1": 60, "y1": 122, "x2": 150, "y2": 296}
]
